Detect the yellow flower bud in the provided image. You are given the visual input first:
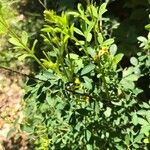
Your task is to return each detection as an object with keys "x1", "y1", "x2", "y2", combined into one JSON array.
[
  {"x1": 98, "y1": 47, "x2": 108, "y2": 58},
  {"x1": 94, "y1": 47, "x2": 109, "y2": 61},
  {"x1": 74, "y1": 78, "x2": 81, "y2": 85}
]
